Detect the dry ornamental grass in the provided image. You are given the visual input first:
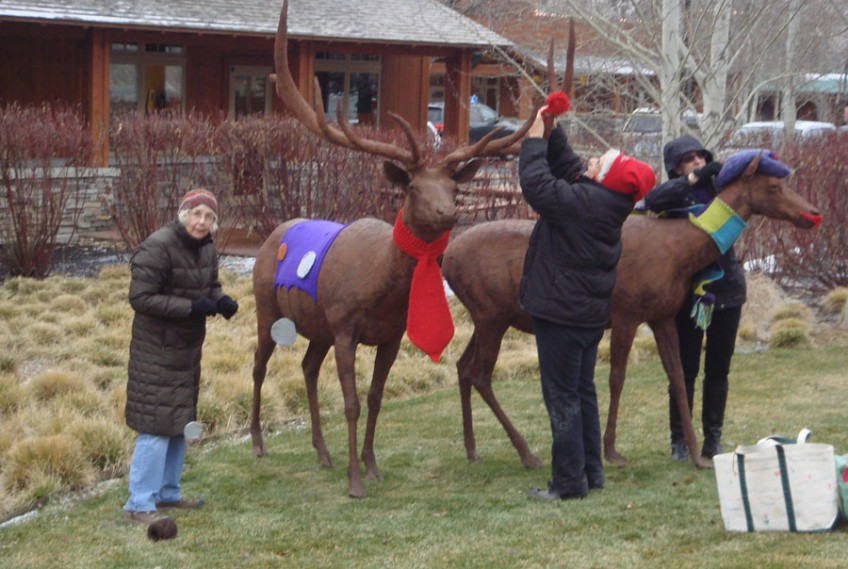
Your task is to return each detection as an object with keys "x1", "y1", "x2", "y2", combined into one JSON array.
[{"x1": 0, "y1": 258, "x2": 846, "y2": 523}]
